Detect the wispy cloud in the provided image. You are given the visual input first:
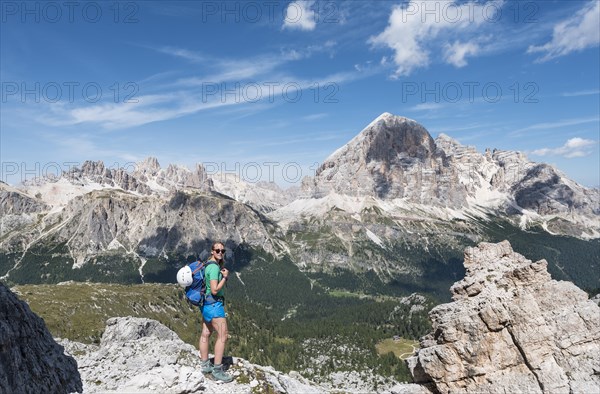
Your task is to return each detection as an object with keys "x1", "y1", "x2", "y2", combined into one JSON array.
[
  {"x1": 283, "y1": 1, "x2": 317, "y2": 31},
  {"x1": 527, "y1": 1, "x2": 600, "y2": 61},
  {"x1": 368, "y1": 0, "x2": 504, "y2": 77},
  {"x1": 303, "y1": 113, "x2": 329, "y2": 121},
  {"x1": 14, "y1": 41, "x2": 364, "y2": 130},
  {"x1": 561, "y1": 89, "x2": 600, "y2": 97},
  {"x1": 40, "y1": 92, "x2": 240, "y2": 130},
  {"x1": 47, "y1": 133, "x2": 142, "y2": 163},
  {"x1": 155, "y1": 46, "x2": 206, "y2": 63},
  {"x1": 409, "y1": 102, "x2": 447, "y2": 111},
  {"x1": 33, "y1": 68, "x2": 365, "y2": 130},
  {"x1": 509, "y1": 116, "x2": 600, "y2": 137},
  {"x1": 443, "y1": 40, "x2": 480, "y2": 68},
  {"x1": 157, "y1": 43, "x2": 336, "y2": 85},
  {"x1": 531, "y1": 137, "x2": 597, "y2": 158}
]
